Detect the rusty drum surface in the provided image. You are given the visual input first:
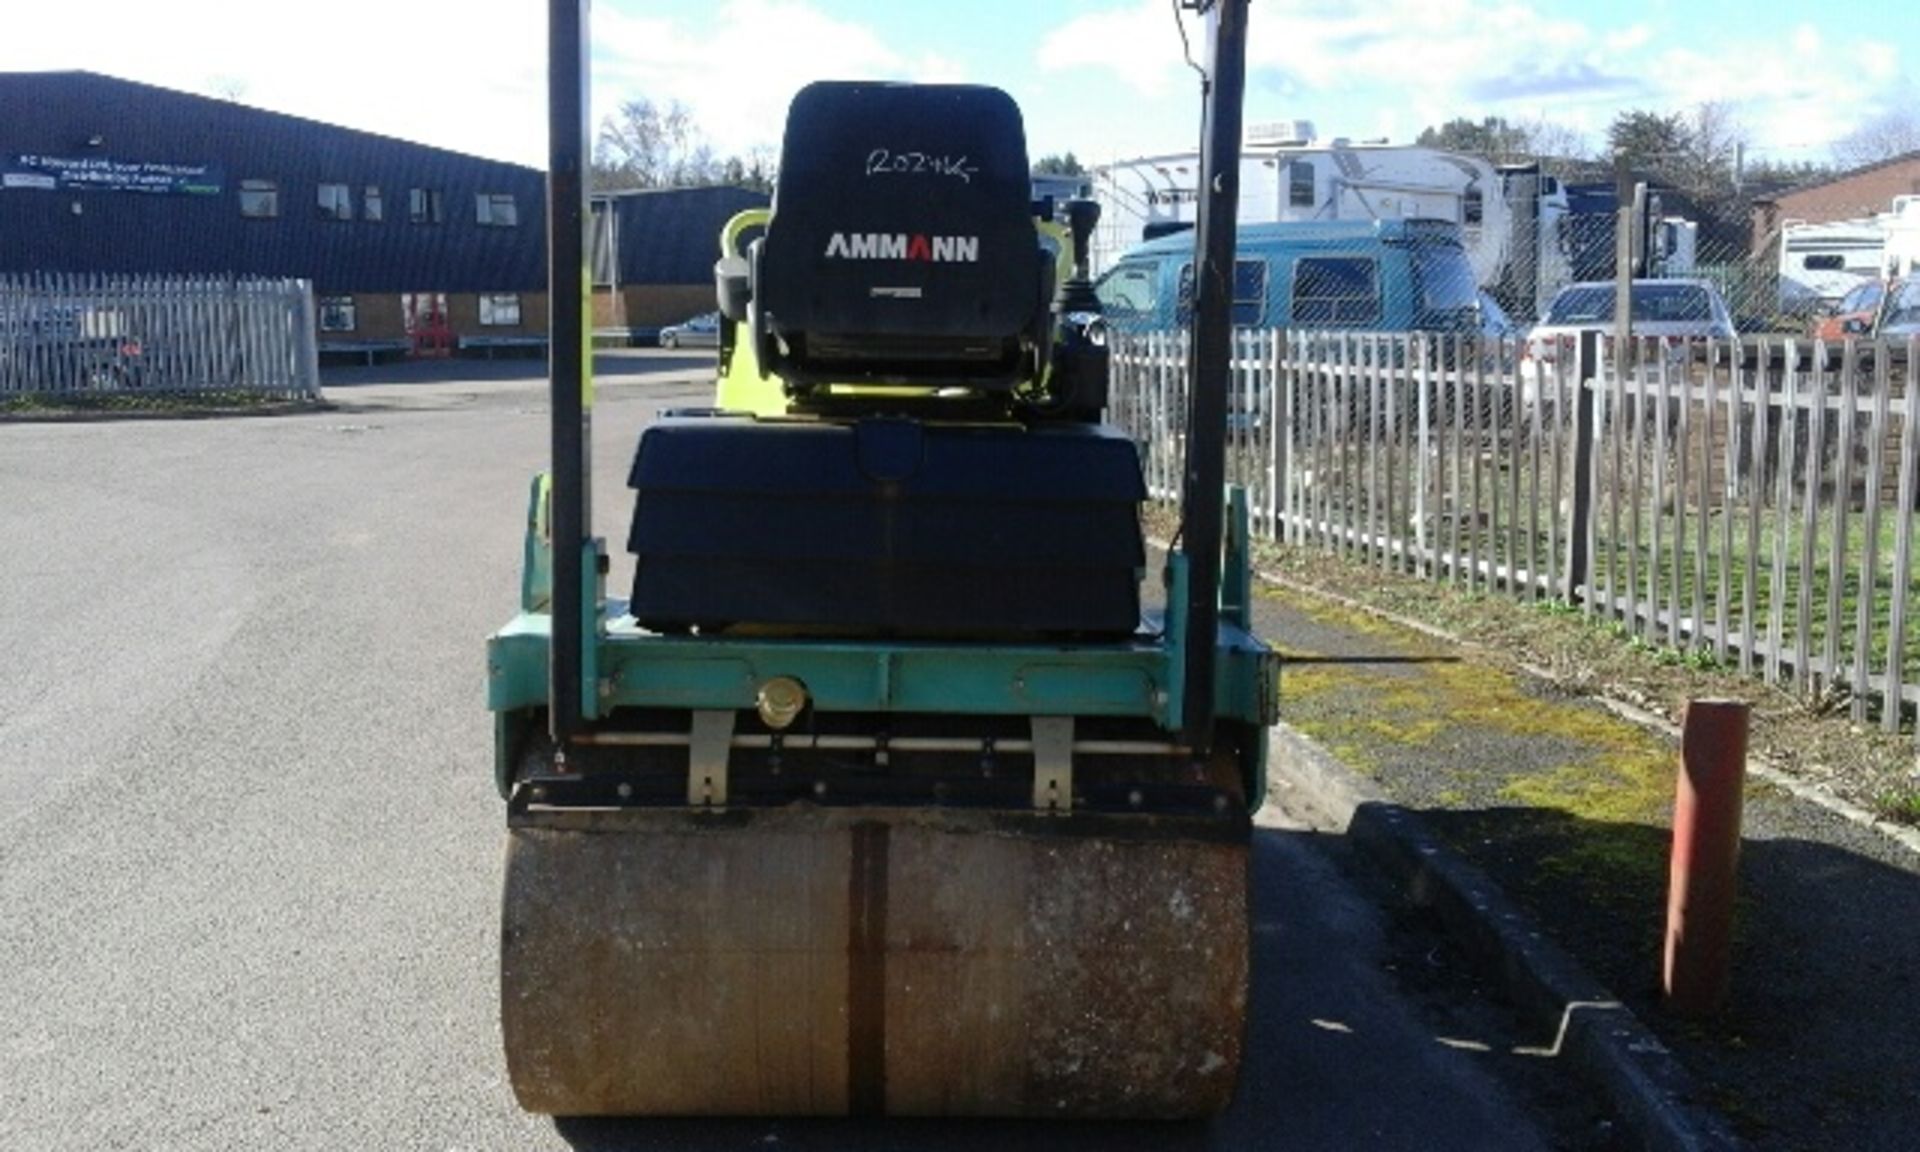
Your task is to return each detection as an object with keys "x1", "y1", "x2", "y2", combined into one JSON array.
[{"x1": 500, "y1": 805, "x2": 1249, "y2": 1117}]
